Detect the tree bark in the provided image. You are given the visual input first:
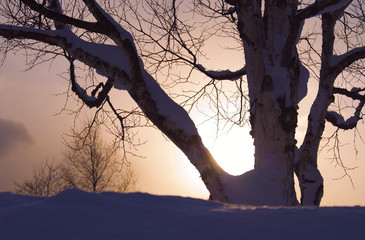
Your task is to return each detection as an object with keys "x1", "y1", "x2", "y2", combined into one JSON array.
[
  {"x1": 295, "y1": 9, "x2": 344, "y2": 205},
  {"x1": 221, "y1": 0, "x2": 301, "y2": 205}
]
